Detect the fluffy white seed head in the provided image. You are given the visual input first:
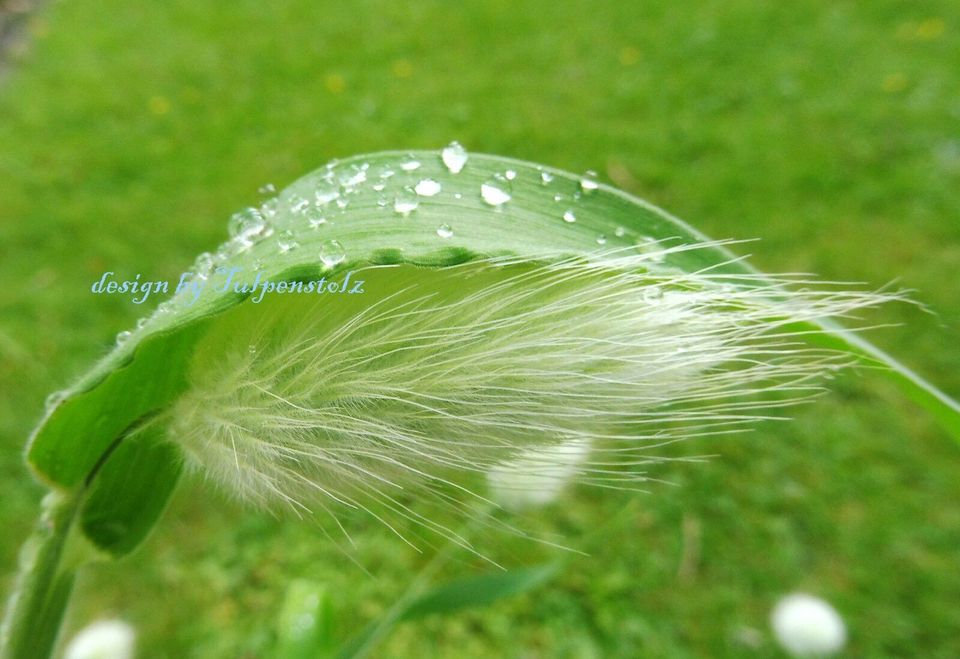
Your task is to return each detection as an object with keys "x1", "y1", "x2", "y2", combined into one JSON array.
[
  {"x1": 167, "y1": 250, "x2": 898, "y2": 545},
  {"x1": 486, "y1": 439, "x2": 591, "y2": 510},
  {"x1": 64, "y1": 619, "x2": 135, "y2": 659},
  {"x1": 771, "y1": 593, "x2": 847, "y2": 657}
]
